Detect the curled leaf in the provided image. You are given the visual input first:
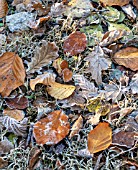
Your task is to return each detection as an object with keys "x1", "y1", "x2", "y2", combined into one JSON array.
[
  {"x1": 88, "y1": 122, "x2": 112, "y2": 154},
  {"x1": 33, "y1": 110, "x2": 70, "y2": 145},
  {"x1": 0, "y1": 52, "x2": 25, "y2": 97}
]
